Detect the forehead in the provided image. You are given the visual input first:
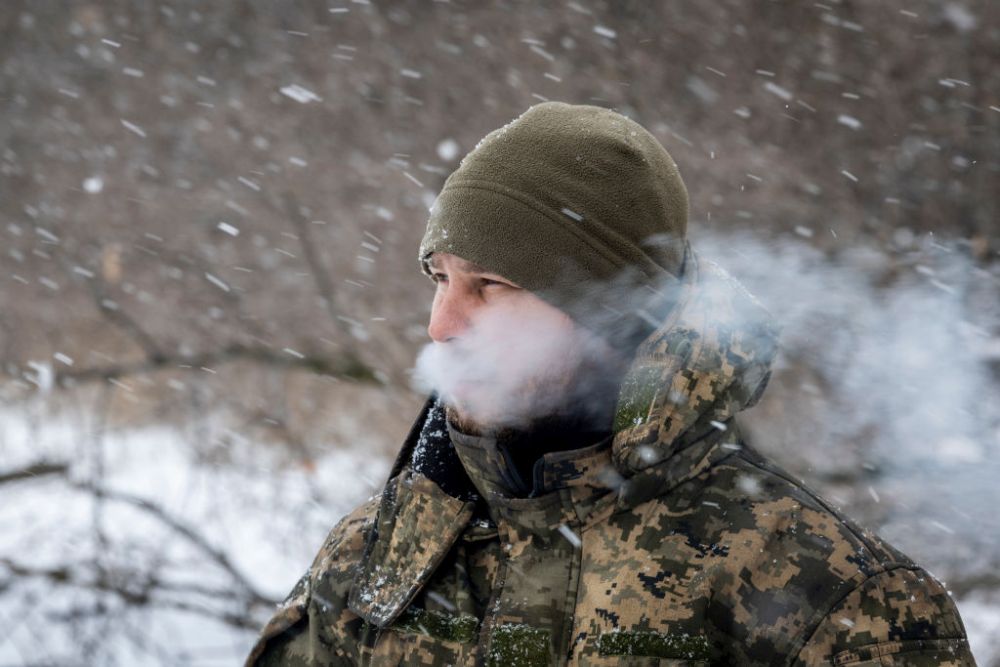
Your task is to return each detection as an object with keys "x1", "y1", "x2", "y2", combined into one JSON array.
[{"x1": 426, "y1": 252, "x2": 491, "y2": 274}]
